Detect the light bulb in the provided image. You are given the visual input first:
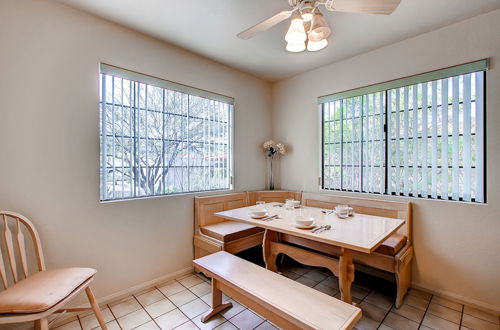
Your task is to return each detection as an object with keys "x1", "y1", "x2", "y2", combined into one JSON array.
[
  {"x1": 285, "y1": 15, "x2": 307, "y2": 43},
  {"x1": 307, "y1": 38, "x2": 328, "y2": 52},
  {"x1": 309, "y1": 9, "x2": 331, "y2": 42},
  {"x1": 286, "y1": 42, "x2": 306, "y2": 53}
]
